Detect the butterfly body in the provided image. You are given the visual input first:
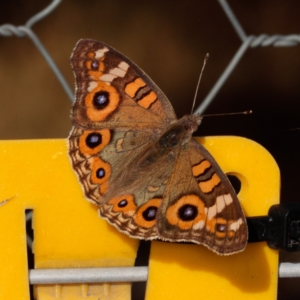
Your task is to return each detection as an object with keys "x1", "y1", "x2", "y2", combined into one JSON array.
[{"x1": 68, "y1": 39, "x2": 247, "y2": 255}]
